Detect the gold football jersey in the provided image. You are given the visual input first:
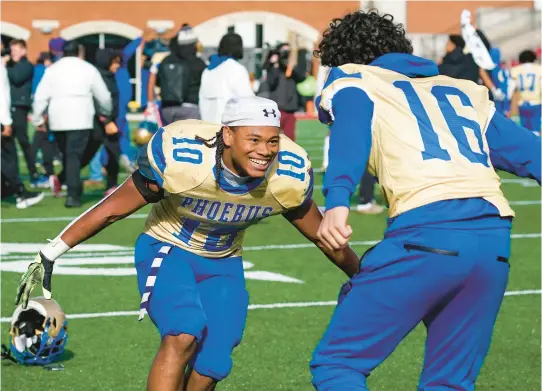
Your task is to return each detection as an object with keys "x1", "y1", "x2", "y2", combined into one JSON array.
[
  {"x1": 143, "y1": 120, "x2": 313, "y2": 258},
  {"x1": 510, "y1": 63, "x2": 542, "y2": 105},
  {"x1": 319, "y1": 64, "x2": 514, "y2": 218}
]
